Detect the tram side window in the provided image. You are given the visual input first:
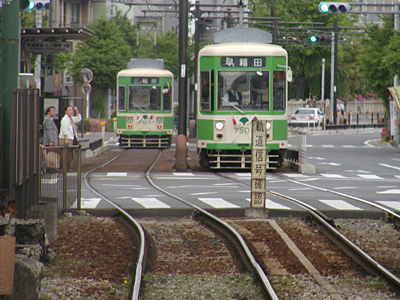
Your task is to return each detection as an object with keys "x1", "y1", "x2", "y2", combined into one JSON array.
[
  {"x1": 200, "y1": 70, "x2": 213, "y2": 111},
  {"x1": 118, "y1": 86, "x2": 126, "y2": 111},
  {"x1": 273, "y1": 71, "x2": 286, "y2": 111}
]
